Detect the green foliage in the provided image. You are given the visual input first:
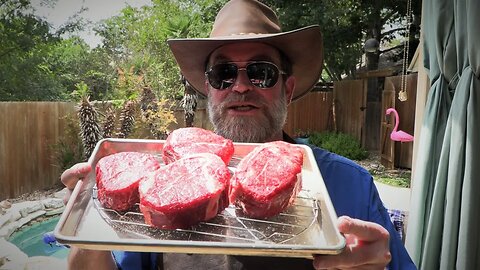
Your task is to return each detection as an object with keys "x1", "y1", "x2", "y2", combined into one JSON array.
[
  {"x1": 51, "y1": 114, "x2": 84, "y2": 172},
  {"x1": 262, "y1": 0, "x2": 421, "y2": 81},
  {"x1": 94, "y1": 0, "x2": 227, "y2": 100},
  {"x1": 0, "y1": 0, "x2": 113, "y2": 101},
  {"x1": 0, "y1": 0, "x2": 63, "y2": 100},
  {"x1": 140, "y1": 99, "x2": 177, "y2": 139},
  {"x1": 1, "y1": 0, "x2": 413, "y2": 100},
  {"x1": 71, "y1": 81, "x2": 90, "y2": 101},
  {"x1": 309, "y1": 132, "x2": 368, "y2": 160},
  {"x1": 1, "y1": 0, "x2": 421, "y2": 101},
  {"x1": 374, "y1": 175, "x2": 410, "y2": 188},
  {"x1": 47, "y1": 37, "x2": 114, "y2": 101}
]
